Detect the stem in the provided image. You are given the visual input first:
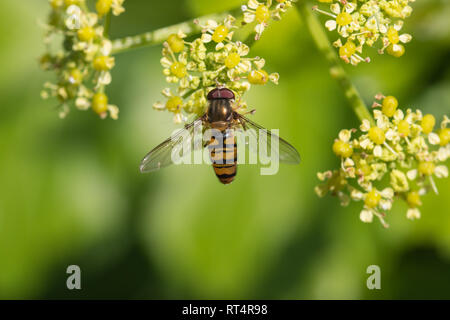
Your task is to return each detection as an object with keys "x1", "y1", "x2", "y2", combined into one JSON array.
[
  {"x1": 104, "y1": 11, "x2": 112, "y2": 37},
  {"x1": 296, "y1": 1, "x2": 375, "y2": 125},
  {"x1": 111, "y1": 8, "x2": 242, "y2": 55}
]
